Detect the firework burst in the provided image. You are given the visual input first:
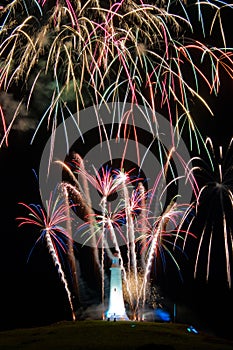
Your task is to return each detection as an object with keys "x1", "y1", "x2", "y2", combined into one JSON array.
[
  {"x1": 194, "y1": 137, "x2": 233, "y2": 287},
  {"x1": 17, "y1": 190, "x2": 78, "y2": 321},
  {"x1": 59, "y1": 149, "x2": 197, "y2": 319},
  {"x1": 4, "y1": 0, "x2": 233, "y2": 321},
  {"x1": 1, "y1": 1, "x2": 233, "y2": 152}
]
